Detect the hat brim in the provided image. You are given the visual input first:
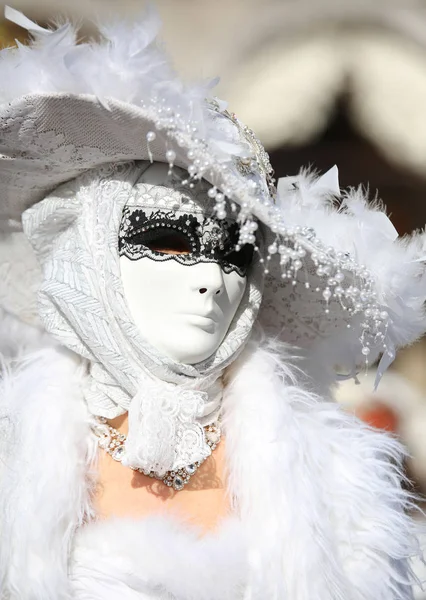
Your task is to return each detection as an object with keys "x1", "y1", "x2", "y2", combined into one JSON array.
[{"x1": 1, "y1": 93, "x2": 425, "y2": 376}]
